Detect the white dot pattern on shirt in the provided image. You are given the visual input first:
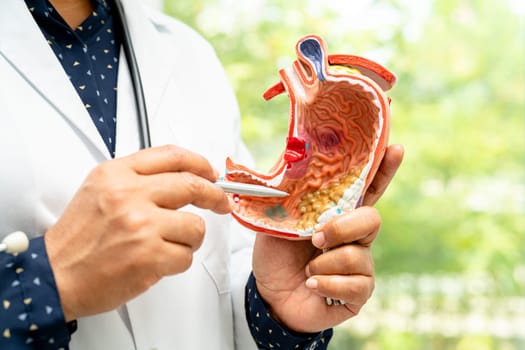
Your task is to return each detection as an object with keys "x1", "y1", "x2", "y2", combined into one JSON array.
[
  {"x1": 245, "y1": 273, "x2": 332, "y2": 349},
  {"x1": 30, "y1": 0, "x2": 120, "y2": 157},
  {"x1": 1, "y1": 237, "x2": 69, "y2": 349}
]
